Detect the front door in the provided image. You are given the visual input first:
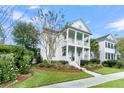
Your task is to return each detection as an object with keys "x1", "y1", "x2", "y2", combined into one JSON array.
[{"x1": 69, "y1": 51, "x2": 74, "y2": 61}]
